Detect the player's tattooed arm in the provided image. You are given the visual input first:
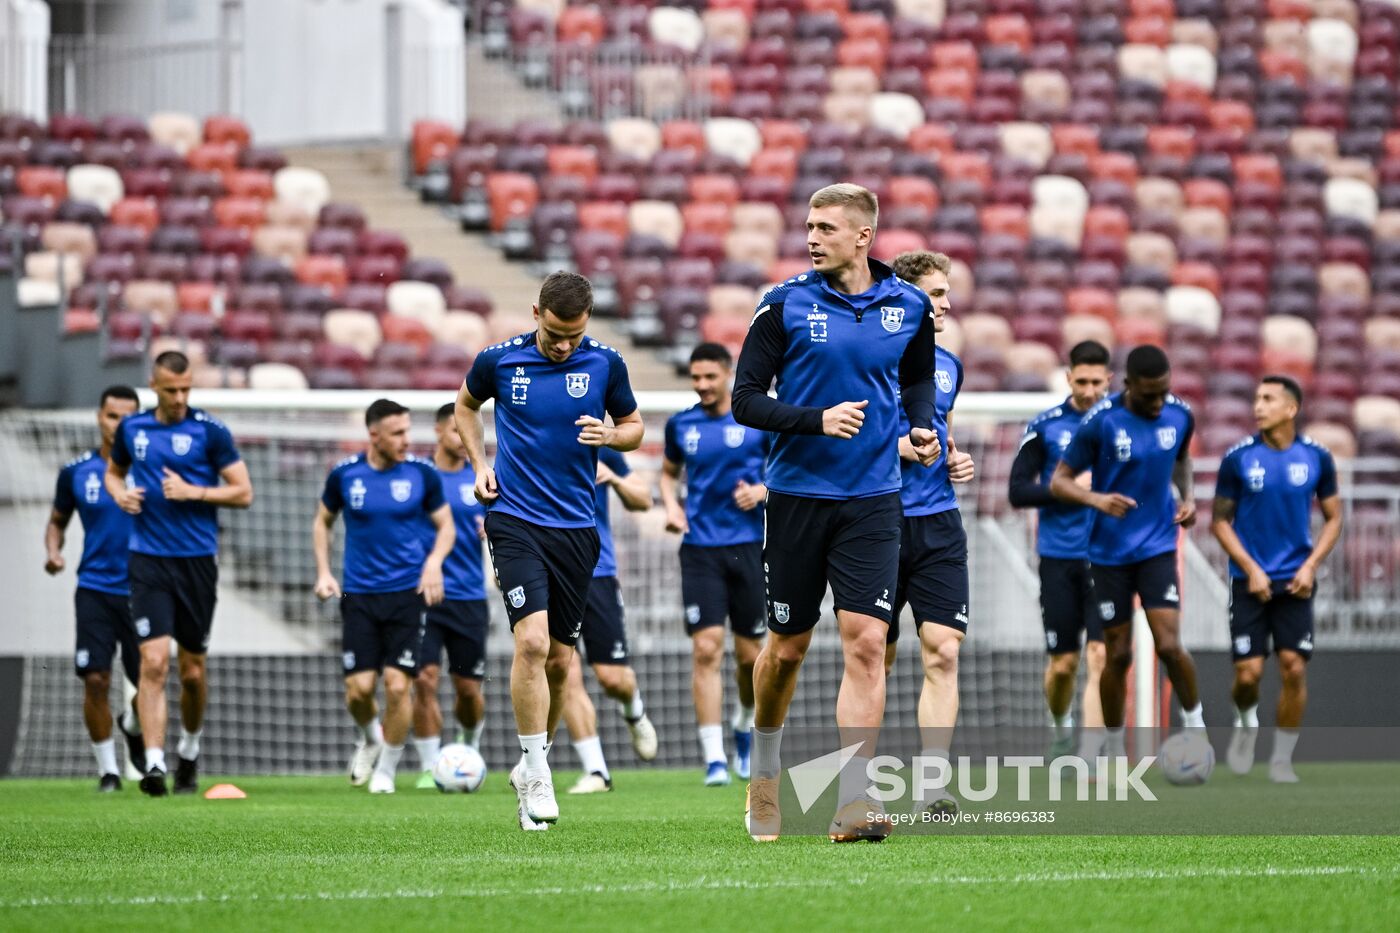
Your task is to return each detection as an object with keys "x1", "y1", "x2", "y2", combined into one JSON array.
[{"x1": 1210, "y1": 496, "x2": 1272, "y2": 602}]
